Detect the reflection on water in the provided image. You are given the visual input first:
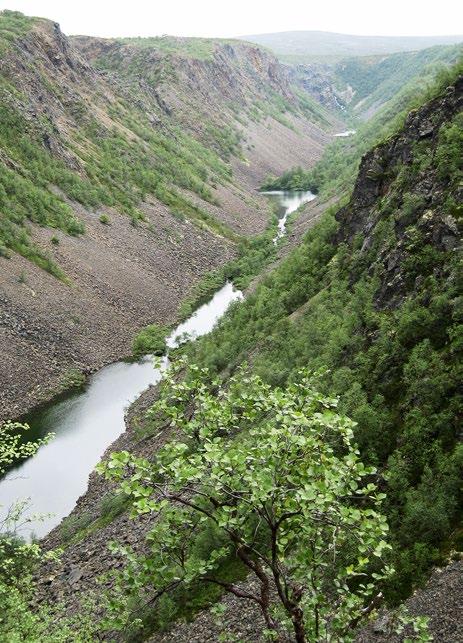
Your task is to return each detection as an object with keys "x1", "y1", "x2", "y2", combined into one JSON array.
[
  {"x1": 262, "y1": 190, "x2": 316, "y2": 242},
  {"x1": 0, "y1": 189, "x2": 314, "y2": 540},
  {"x1": 0, "y1": 283, "x2": 242, "y2": 539}
]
